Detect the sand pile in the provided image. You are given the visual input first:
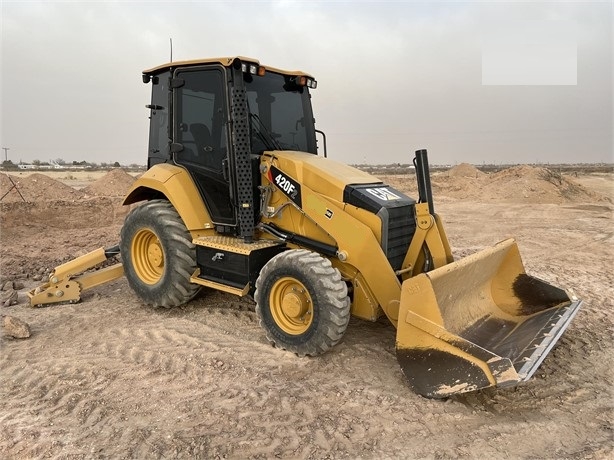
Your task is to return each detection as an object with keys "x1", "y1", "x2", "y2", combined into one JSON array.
[
  {"x1": 447, "y1": 163, "x2": 485, "y2": 178},
  {"x1": 1, "y1": 171, "x2": 134, "y2": 241},
  {"x1": 378, "y1": 174, "x2": 419, "y2": 197},
  {"x1": 381, "y1": 165, "x2": 609, "y2": 204},
  {"x1": 481, "y1": 165, "x2": 604, "y2": 204},
  {"x1": 82, "y1": 169, "x2": 136, "y2": 197},
  {"x1": 0, "y1": 173, "x2": 84, "y2": 203},
  {"x1": 0, "y1": 173, "x2": 15, "y2": 197}
]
